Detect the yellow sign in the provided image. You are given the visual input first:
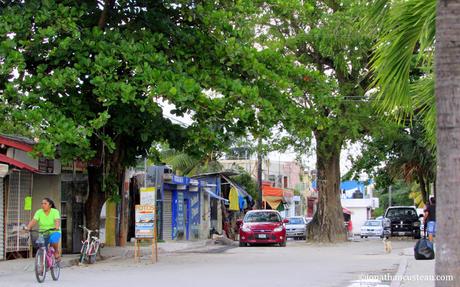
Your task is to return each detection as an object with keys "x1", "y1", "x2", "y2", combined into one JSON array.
[{"x1": 24, "y1": 196, "x2": 32, "y2": 211}]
